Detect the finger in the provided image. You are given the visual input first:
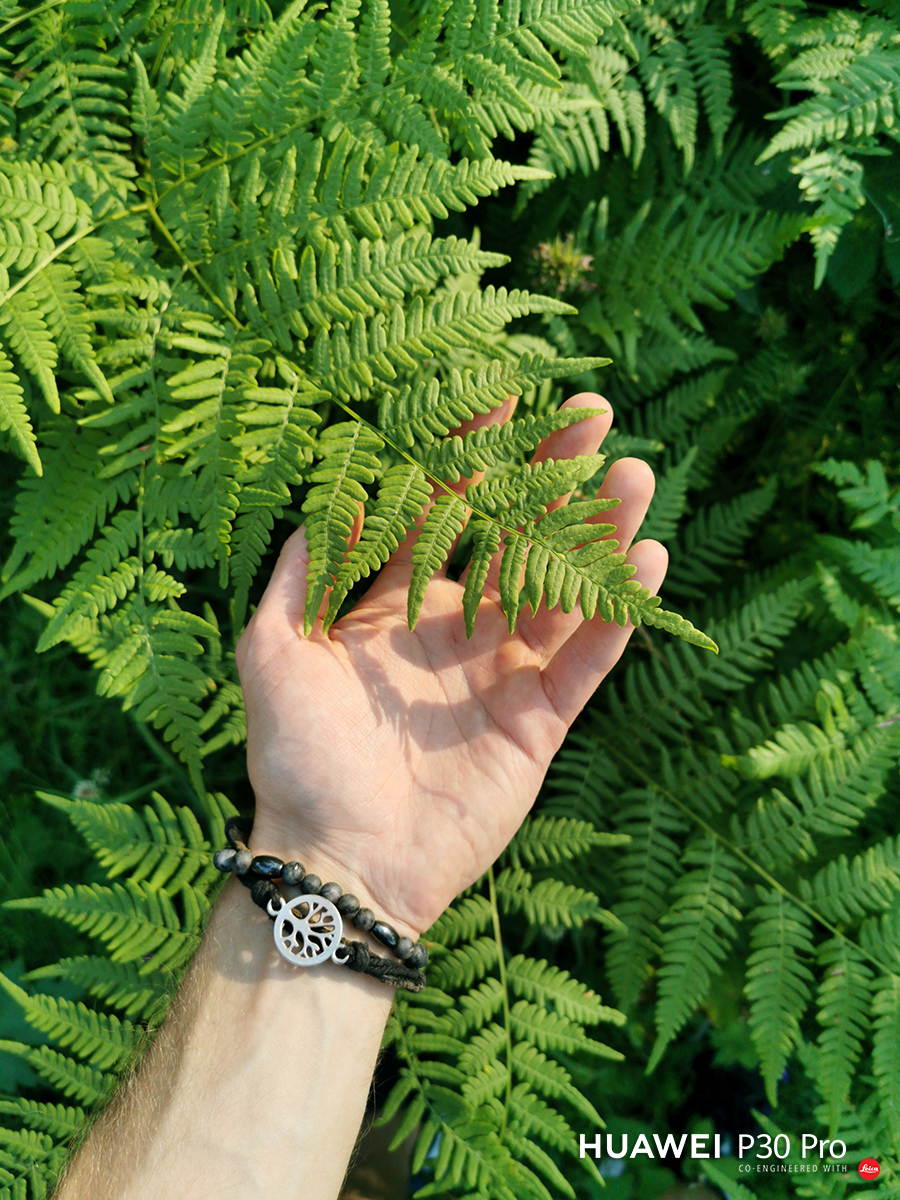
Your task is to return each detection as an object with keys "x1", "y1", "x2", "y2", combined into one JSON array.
[
  {"x1": 382, "y1": 396, "x2": 519, "y2": 575},
  {"x1": 541, "y1": 538, "x2": 669, "y2": 725},
  {"x1": 254, "y1": 503, "x2": 365, "y2": 633},
  {"x1": 516, "y1": 456, "x2": 656, "y2": 660},
  {"x1": 463, "y1": 393, "x2": 613, "y2": 598}
]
